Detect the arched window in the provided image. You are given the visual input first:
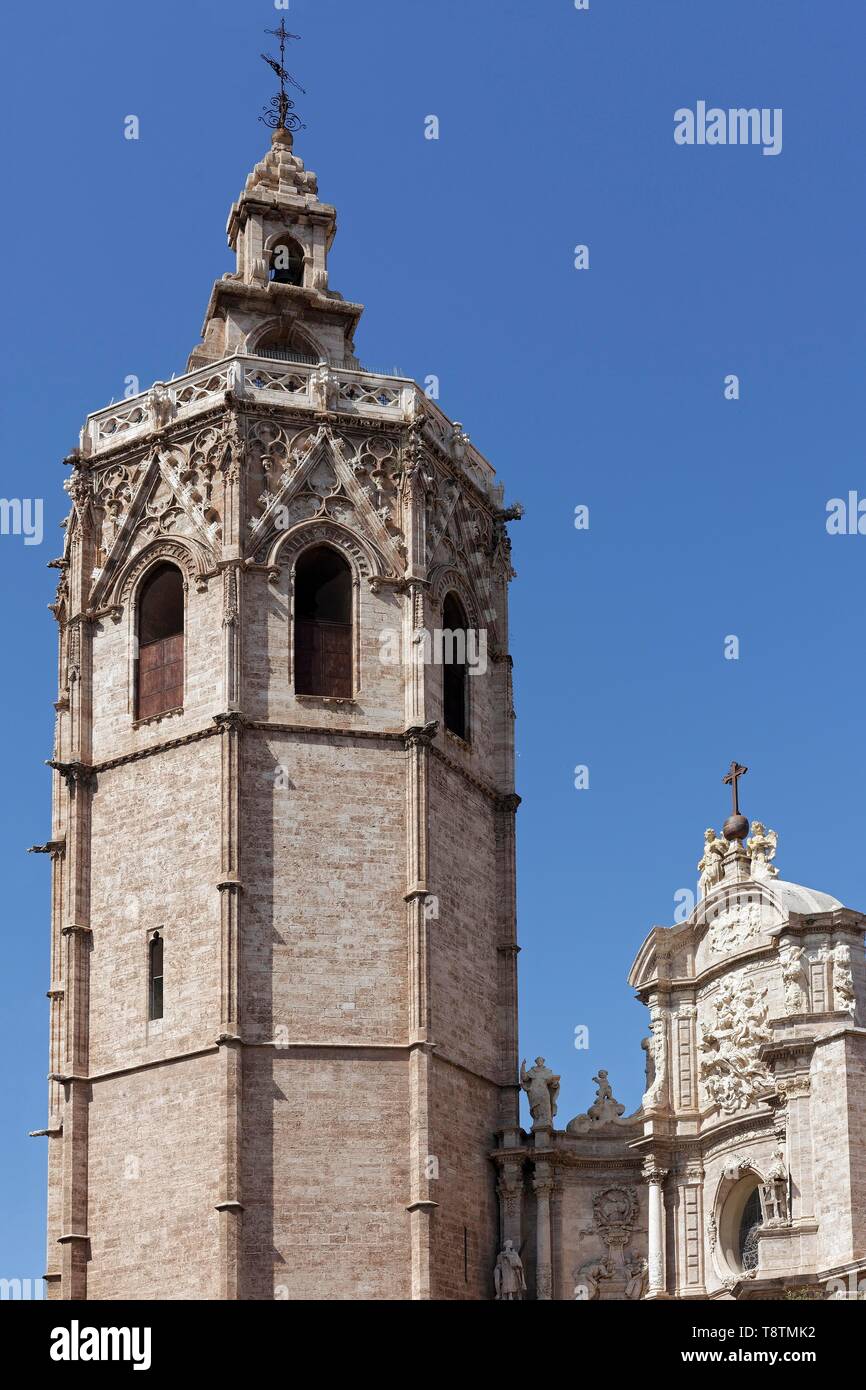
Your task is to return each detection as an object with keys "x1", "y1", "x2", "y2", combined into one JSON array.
[
  {"x1": 442, "y1": 592, "x2": 469, "y2": 741},
  {"x1": 148, "y1": 932, "x2": 164, "y2": 1021},
  {"x1": 738, "y1": 1187, "x2": 763, "y2": 1272},
  {"x1": 294, "y1": 546, "x2": 353, "y2": 698},
  {"x1": 270, "y1": 237, "x2": 305, "y2": 286},
  {"x1": 253, "y1": 326, "x2": 321, "y2": 364},
  {"x1": 137, "y1": 563, "x2": 184, "y2": 720}
]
